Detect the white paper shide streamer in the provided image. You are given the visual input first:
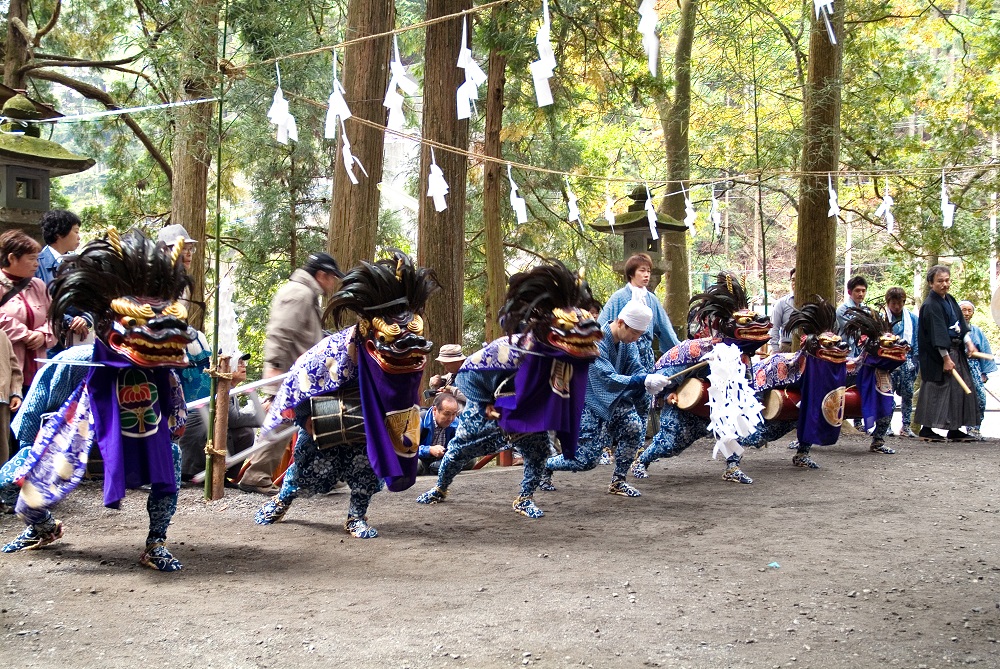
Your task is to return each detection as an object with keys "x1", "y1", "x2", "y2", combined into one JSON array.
[
  {"x1": 873, "y1": 178, "x2": 895, "y2": 233},
  {"x1": 705, "y1": 343, "x2": 763, "y2": 459},
  {"x1": 456, "y1": 18, "x2": 488, "y2": 120},
  {"x1": 217, "y1": 272, "x2": 240, "y2": 359},
  {"x1": 384, "y1": 35, "x2": 420, "y2": 133},
  {"x1": 566, "y1": 177, "x2": 583, "y2": 233},
  {"x1": 530, "y1": 0, "x2": 557, "y2": 107},
  {"x1": 814, "y1": 0, "x2": 837, "y2": 45},
  {"x1": 508, "y1": 164, "x2": 528, "y2": 224},
  {"x1": 324, "y1": 59, "x2": 366, "y2": 185},
  {"x1": 644, "y1": 185, "x2": 658, "y2": 240},
  {"x1": 324, "y1": 58, "x2": 352, "y2": 137},
  {"x1": 827, "y1": 173, "x2": 840, "y2": 218},
  {"x1": 637, "y1": 0, "x2": 659, "y2": 76},
  {"x1": 267, "y1": 64, "x2": 297, "y2": 145},
  {"x1": 604, "y1": 187, "x2": 616, "y2": 234},
  {"x1": 683, "y1": 184, "x2": 697, "y2": 234},
  {"x1": 941, "y1": 170, "x2": 956, "y2": 228},
  {"x1": 427, "y1": 148, "x2": 450, "y2": 212}
]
